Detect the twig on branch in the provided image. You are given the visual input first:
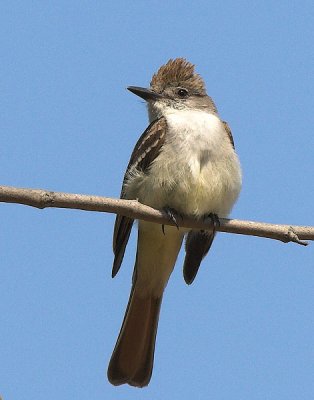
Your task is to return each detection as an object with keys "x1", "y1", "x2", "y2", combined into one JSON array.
[{"x1": 0, "y1": 184, "x2": 313, "y2": 246}]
